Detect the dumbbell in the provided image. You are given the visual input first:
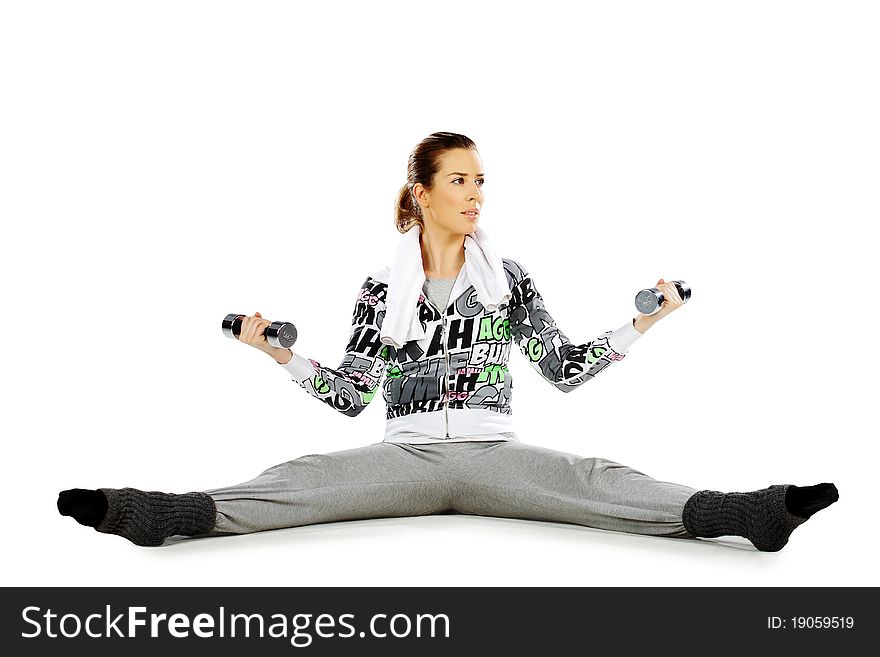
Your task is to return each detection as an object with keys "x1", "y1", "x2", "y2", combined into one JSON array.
[
  {"x1": 221, "y1": 313, "x2": 298, "y2": 349},
  {"x1": 634, "y1": 280, "x2": 691, "y2": 316}
]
